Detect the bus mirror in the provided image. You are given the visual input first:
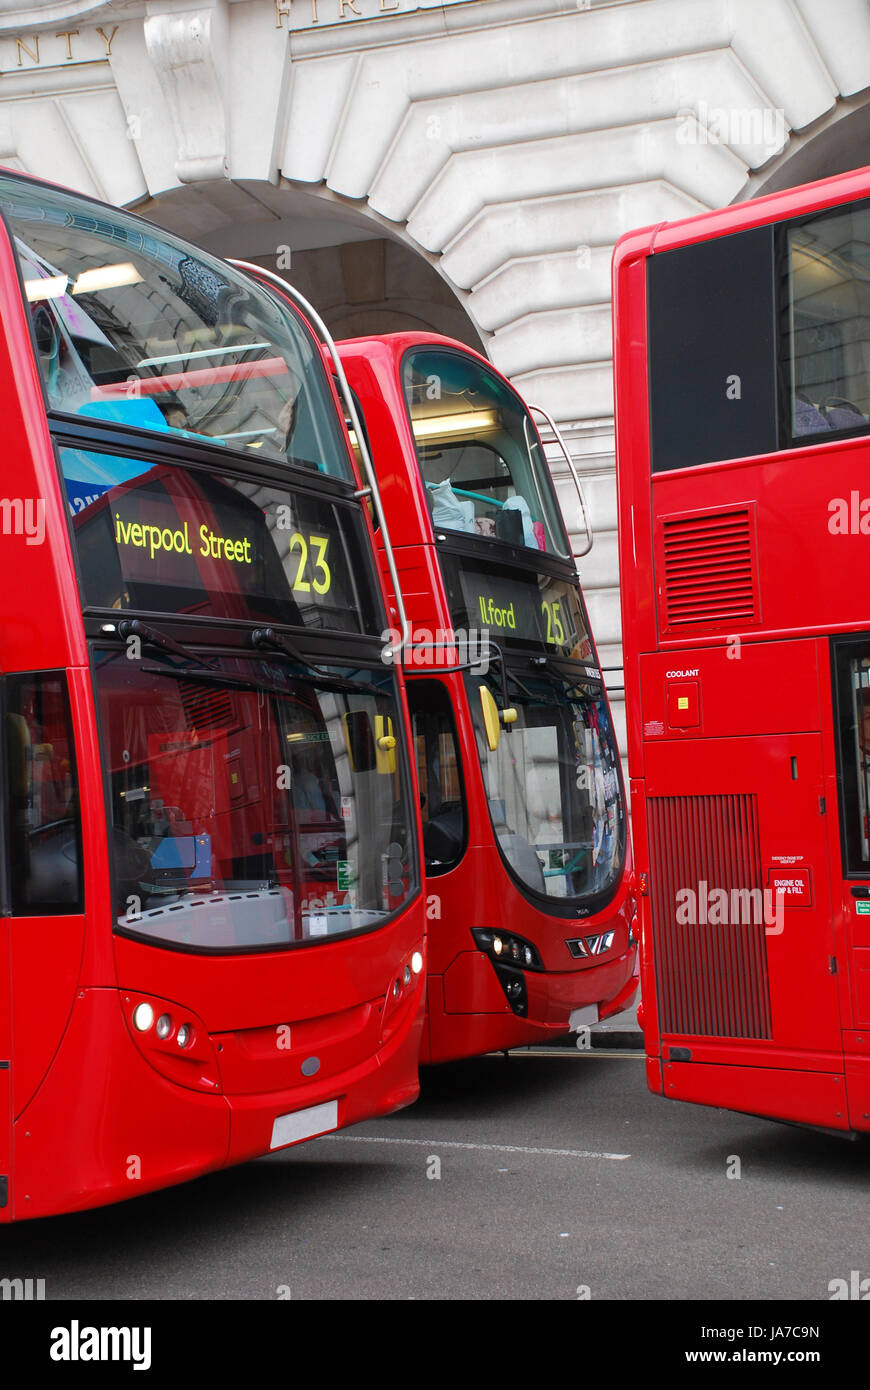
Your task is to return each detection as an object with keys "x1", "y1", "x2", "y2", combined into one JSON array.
[
  {"x1": 343, "y1": 711, "x2": 376, "y2": 772},
  {"x1": 501, "y1": 708, "x2": 518, "y2": 726},
  {"x1": 375, "y1": 716, "x2": 397, "y2": 774},
  {"x1": 480, "y1": 686, "x2": 501, "y2": 751}
]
